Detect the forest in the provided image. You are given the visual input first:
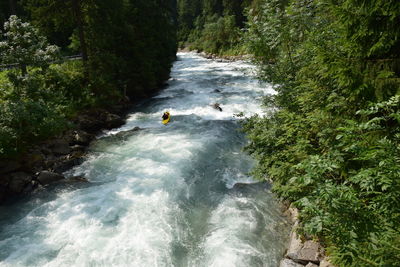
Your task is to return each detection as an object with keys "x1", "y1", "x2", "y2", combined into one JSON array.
[
  {"x1": 1, "y1": 0, "x2": 399, "y2": 266},
  {"x1": 0, "y1": 0, "x2": 177, "y2": 157}
]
